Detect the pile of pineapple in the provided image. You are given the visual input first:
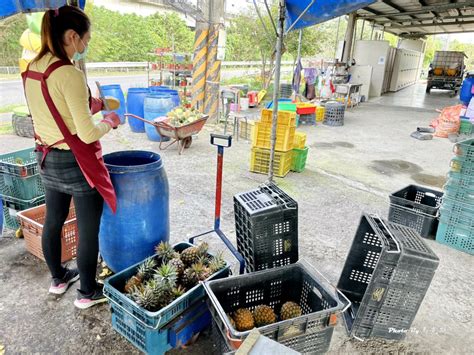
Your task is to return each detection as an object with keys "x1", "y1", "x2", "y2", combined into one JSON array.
[
  {"x1": 167, "y1": 106, "x2": 203, "y2": 127},
  {"x1": 227, "y1": 301, "x2": 303, "y2": 331},
  {"x1": 124, "y1": 241, "x2": 226, "y2": 312}
]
